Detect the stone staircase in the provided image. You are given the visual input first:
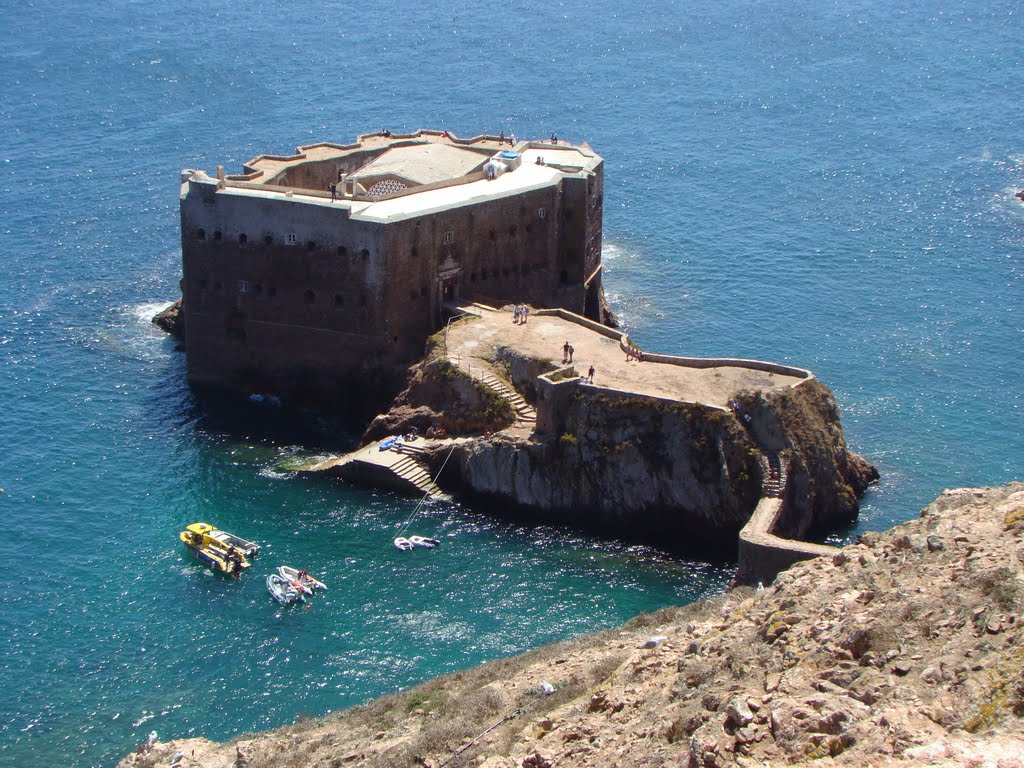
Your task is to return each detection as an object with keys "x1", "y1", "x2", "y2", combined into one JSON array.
[
  {"x1": 468, "y1": 368, "x2": 537, "y2": 428},
  {"x1": 763, "y1": 452, "x2": 786, "y2": 499},
  {"x1": 389, "y1": 444, "x2": 449, "y2": 499}
]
